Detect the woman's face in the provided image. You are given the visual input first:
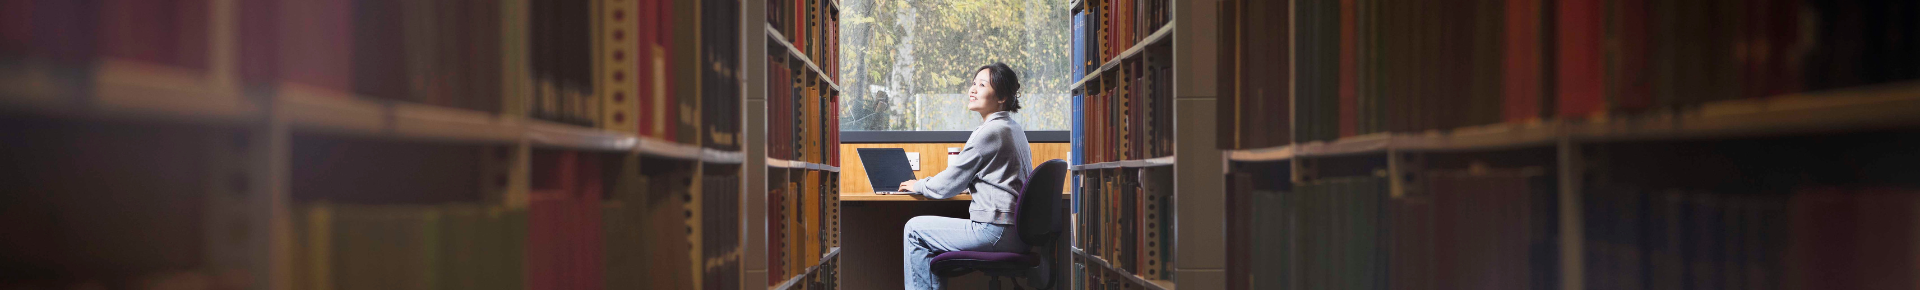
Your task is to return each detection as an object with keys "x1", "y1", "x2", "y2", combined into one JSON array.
[{"x1": 966, "y1": 69, "x2": 1000, "y2": 113}]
